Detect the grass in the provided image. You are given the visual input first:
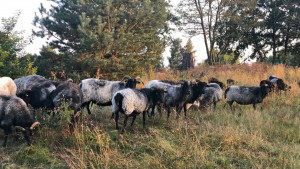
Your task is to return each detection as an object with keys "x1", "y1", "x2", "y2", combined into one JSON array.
[{"x1": 1, "y1": 63, "x2": 300, "y2": 168}]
